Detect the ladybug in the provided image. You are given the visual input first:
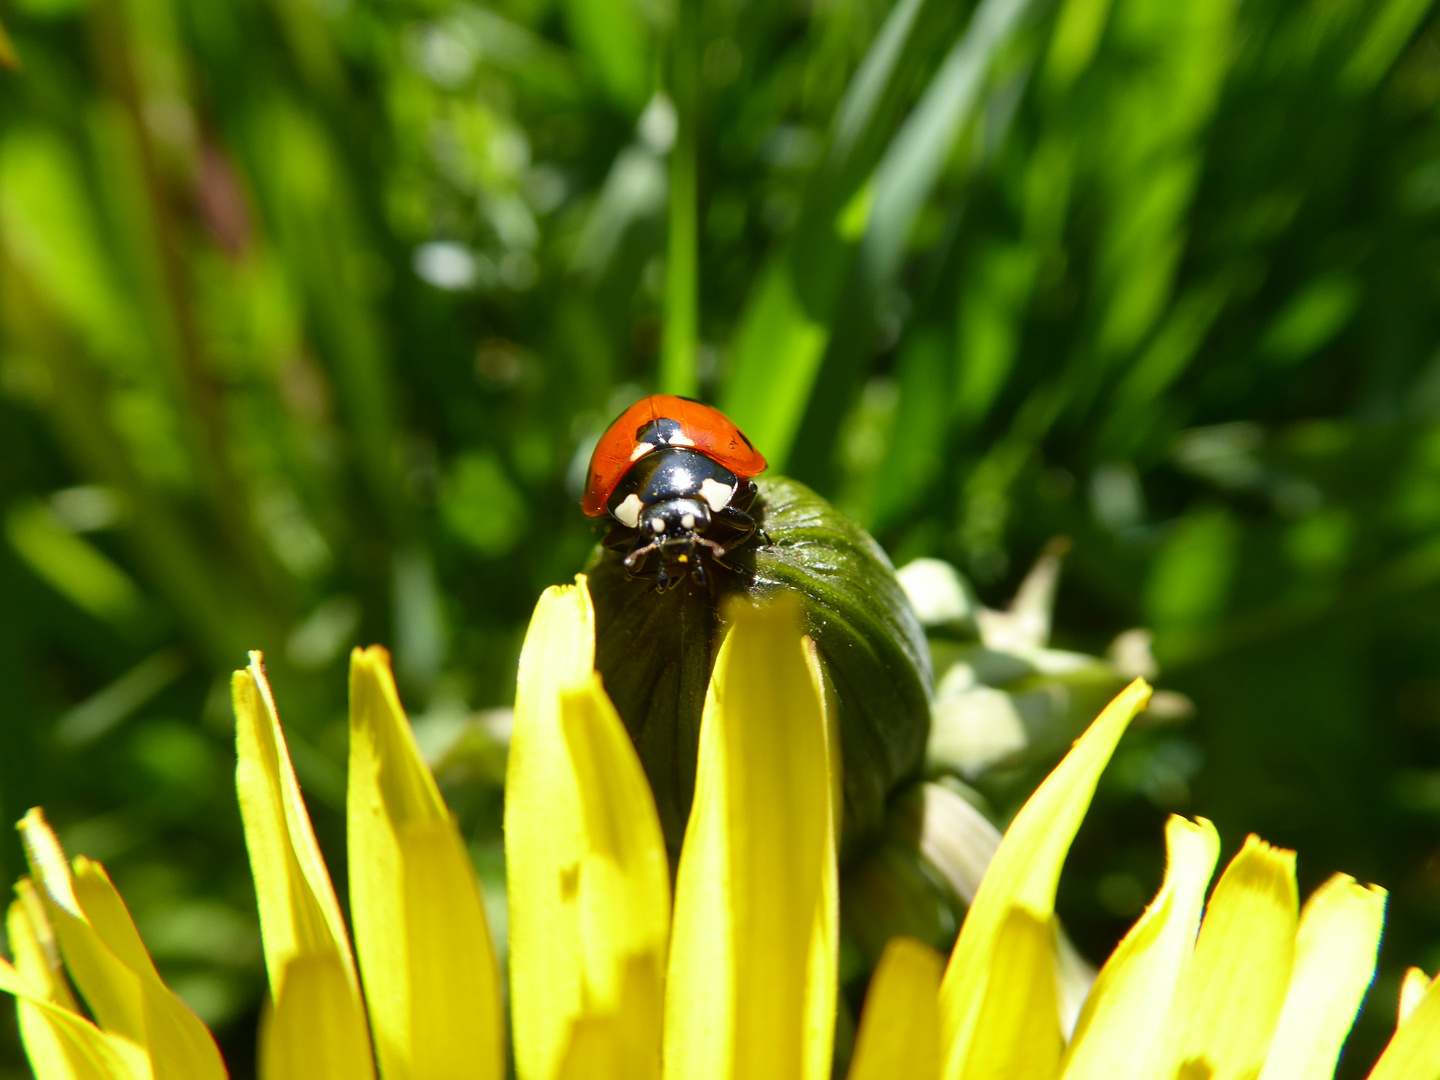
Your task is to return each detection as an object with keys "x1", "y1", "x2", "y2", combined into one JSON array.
[{"x1": 583, "y1": 394, "x2": 769, "y2": 589}]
